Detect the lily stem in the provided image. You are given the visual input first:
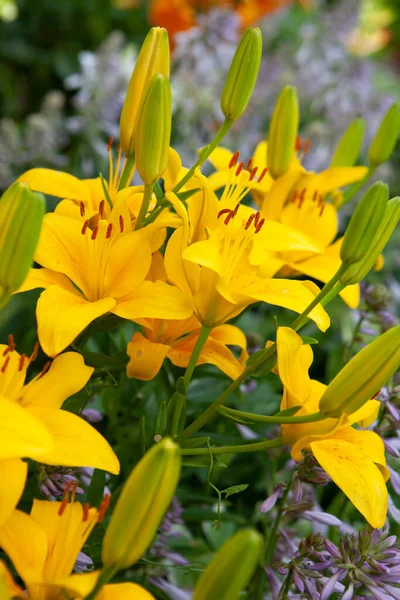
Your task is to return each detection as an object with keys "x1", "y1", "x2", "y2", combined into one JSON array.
[
  {"x1": 118, "y1": 155, "x2": 136, "y2": 191},
  {"x1": 183, "y1": 324, "x2": 213, "y2": 388},
  {"x1": 172, "y1": 118, "x2": 233, "y2": 193},
  {"x1": 180, "y1": 437, "x2": 282, "y2": 456},
  {"x1": 84, "y1": 565, "x2": 117, "y2": 600},
  {"x1": 136, "y1": 183, "x2": 154, "y2": 229},
  {"x1": 218, "y1": 406, "x2": 326, "y2": 425}
]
